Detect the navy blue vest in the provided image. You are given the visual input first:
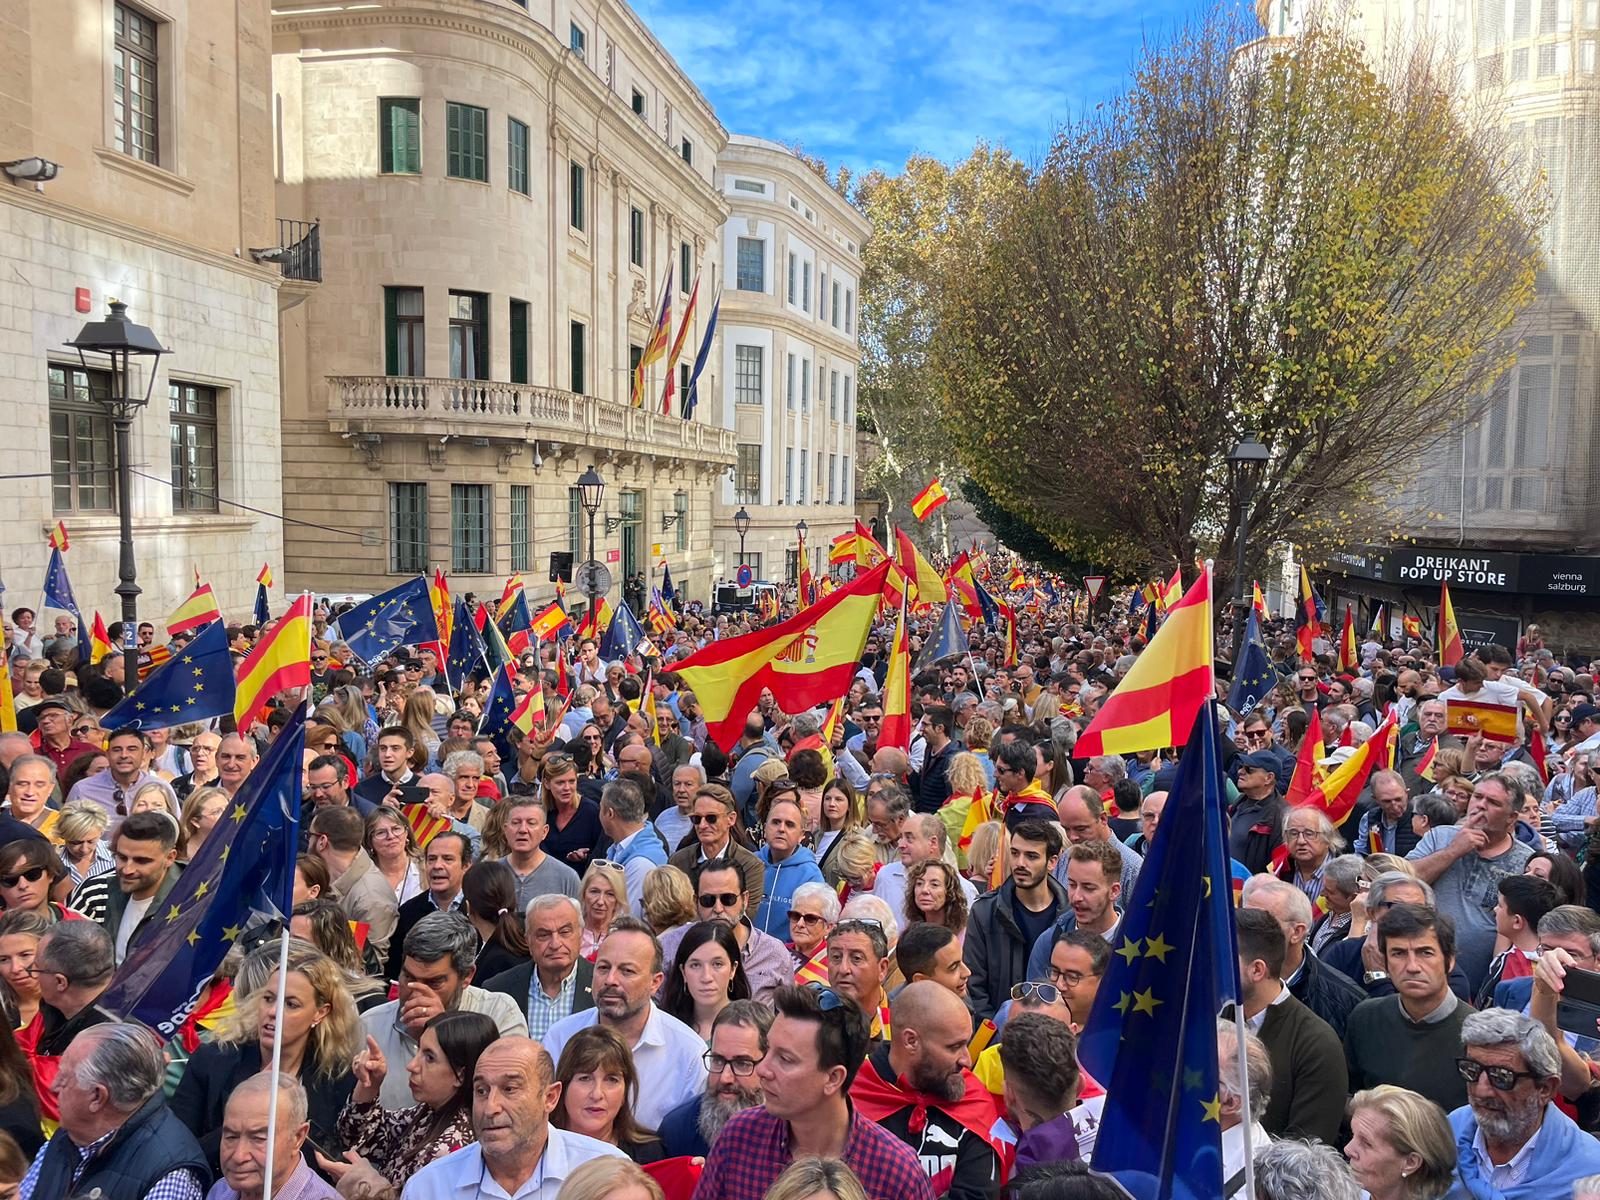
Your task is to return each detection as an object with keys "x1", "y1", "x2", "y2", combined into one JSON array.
[{"x1": 31, "y1": 1092, "x2": 209, "y2": 1200}]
